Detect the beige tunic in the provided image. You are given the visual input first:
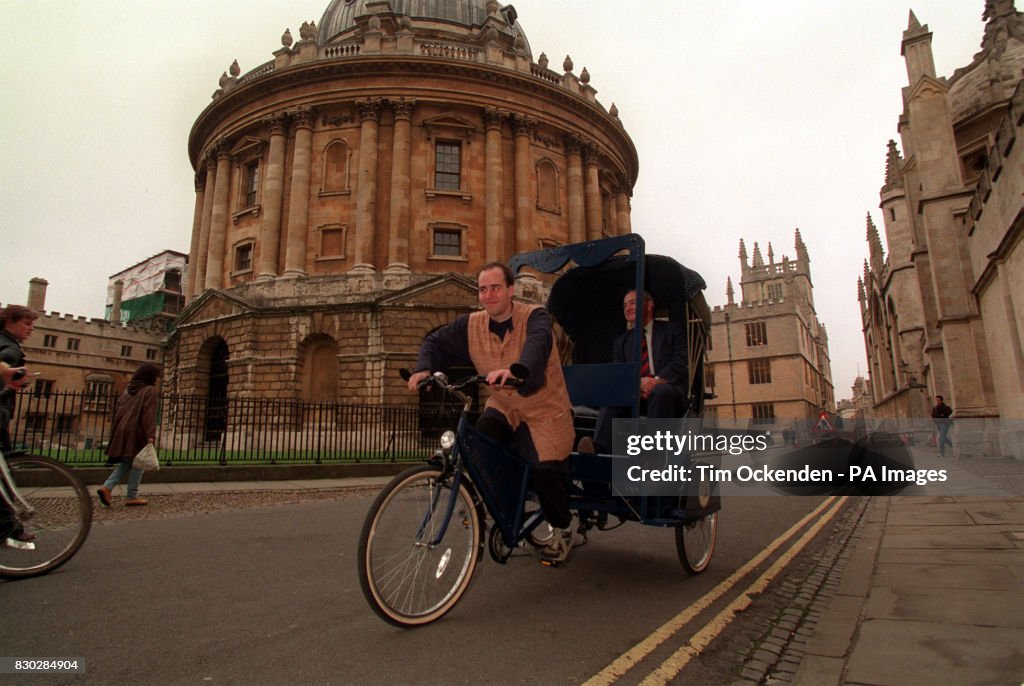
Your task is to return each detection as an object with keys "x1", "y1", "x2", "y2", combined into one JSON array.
[{"x1": 466, "y1": 304, "x2": 573, "y2": 463}]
